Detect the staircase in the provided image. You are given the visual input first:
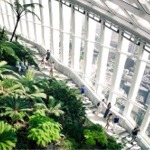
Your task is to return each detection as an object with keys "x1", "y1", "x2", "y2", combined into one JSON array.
[{"x1": 19, "y1": 40, "x2": 142, "y2": 150}]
